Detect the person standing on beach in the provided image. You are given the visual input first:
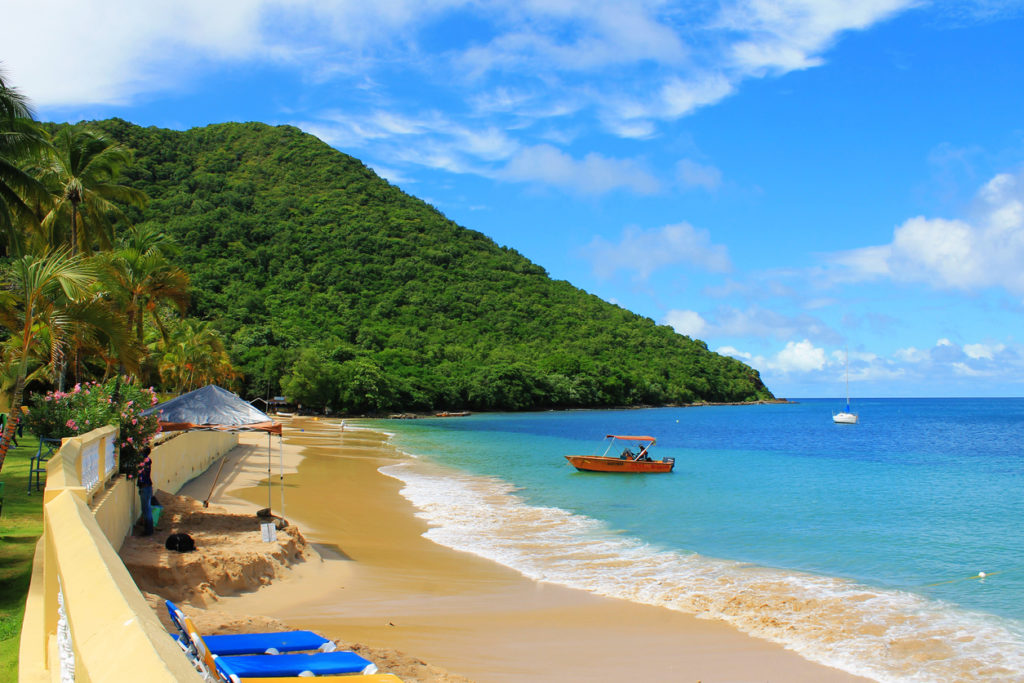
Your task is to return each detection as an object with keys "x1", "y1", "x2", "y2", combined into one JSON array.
[{"x1": 136, "y1": 447, "x2": 154, "y2": 536}]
